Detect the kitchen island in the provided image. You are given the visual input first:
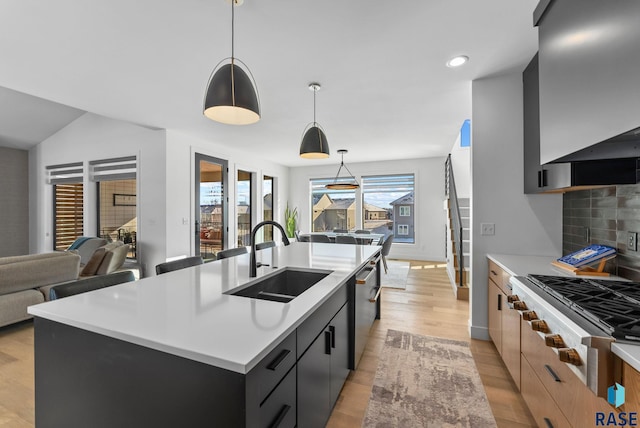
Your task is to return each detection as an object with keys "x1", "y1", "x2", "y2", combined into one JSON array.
[{"x1": 28, "y1": 242, "x2": 381, "y2": 428}]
